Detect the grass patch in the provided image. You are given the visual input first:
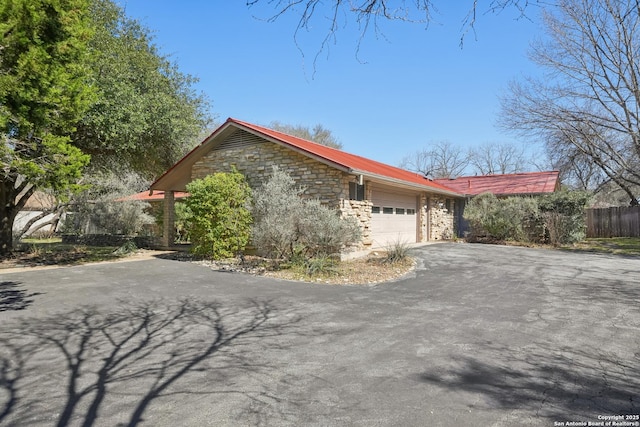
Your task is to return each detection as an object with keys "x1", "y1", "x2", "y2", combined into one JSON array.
[
  {"x1": 561, "y1": 237, "x2": 640, "y2": 257},
  {"x1": 1, "y1": 238, "x2": 132, "y2": 268}
]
